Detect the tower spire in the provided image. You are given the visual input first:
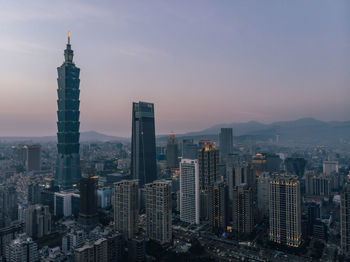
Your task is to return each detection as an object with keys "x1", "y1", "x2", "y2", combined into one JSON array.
[{"x1": 64, "y1": 32, "x2": 74, "y2": 63}]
